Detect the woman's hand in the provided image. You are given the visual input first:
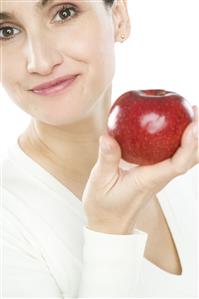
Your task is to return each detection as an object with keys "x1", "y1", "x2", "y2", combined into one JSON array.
[{"x1": 82, "y1": 106, "x2": 199, "y2": 235}]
